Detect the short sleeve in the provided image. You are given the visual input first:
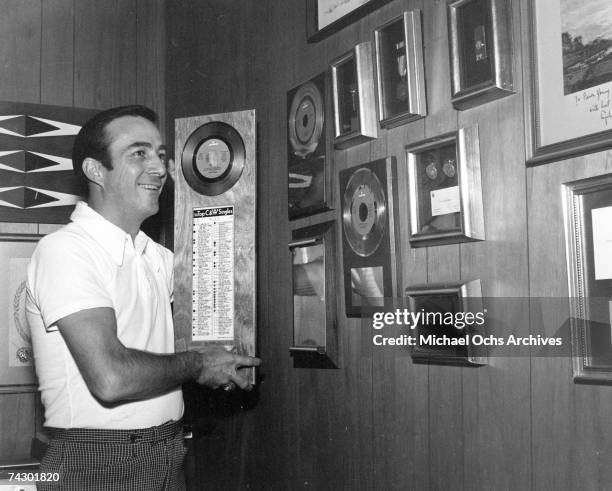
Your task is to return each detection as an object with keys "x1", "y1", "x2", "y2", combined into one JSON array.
[{"x1": 27, "y1": 232, "x2": 114, "y2": 330}]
